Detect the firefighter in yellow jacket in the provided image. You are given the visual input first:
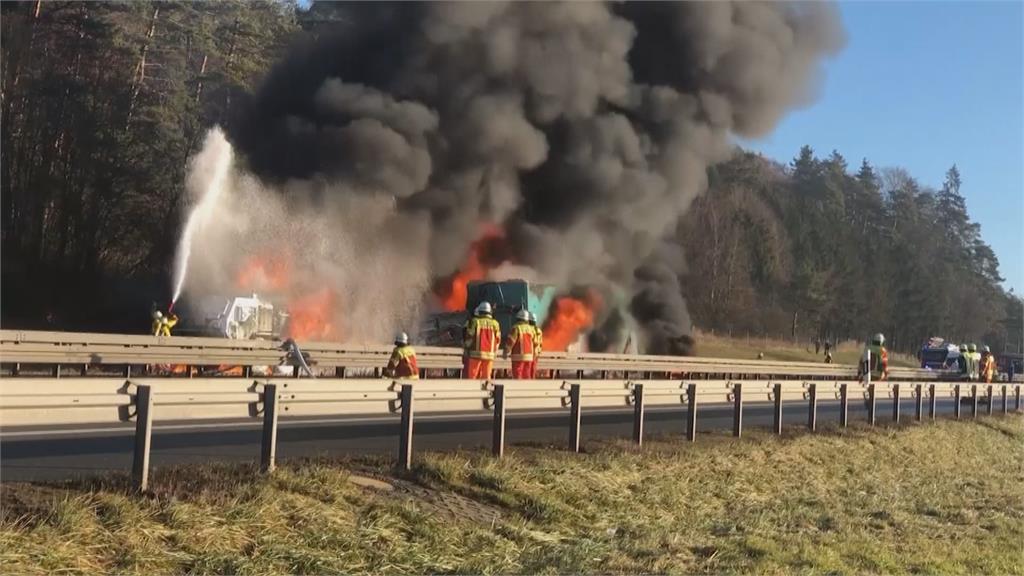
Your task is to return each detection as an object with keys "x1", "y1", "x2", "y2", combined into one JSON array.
[
  {"x1": 385, "y1": 332, "x2": 419, "y2": 380},
  {"x1": 858, "y1": 333, "x2": 889, "y2": 382},
  {"x1": 504, "y1": 309, "x2": 536, "y2": 379},
  {"x1": 463, "y1": 302, "x2": 500, "y2": 379},
  {"x1": 151, "y1": 310, "x2": 178, "y2": 337}
]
